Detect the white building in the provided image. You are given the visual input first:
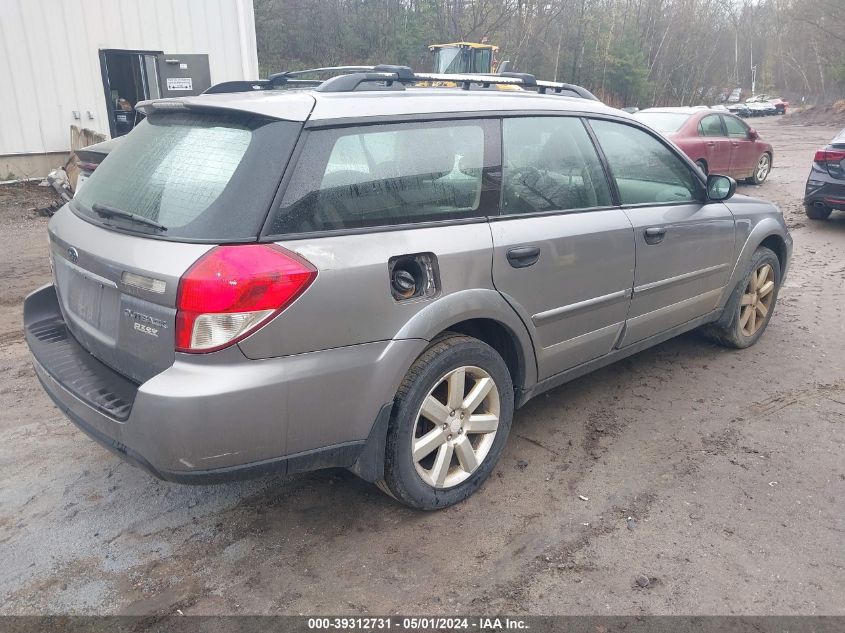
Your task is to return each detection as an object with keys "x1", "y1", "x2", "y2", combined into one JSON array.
[{"x1": 0, "y1": 0, "x2": 259, "y2": 178}]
